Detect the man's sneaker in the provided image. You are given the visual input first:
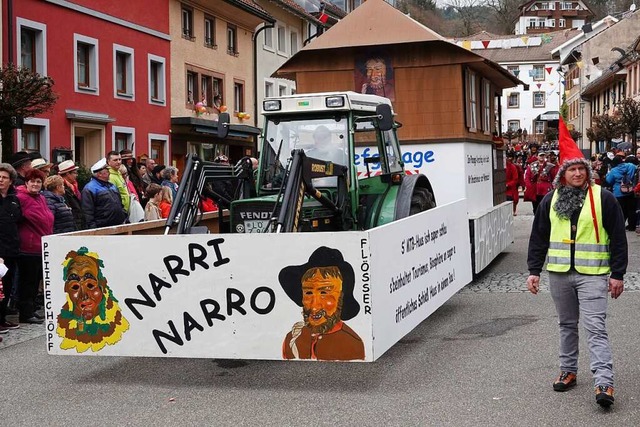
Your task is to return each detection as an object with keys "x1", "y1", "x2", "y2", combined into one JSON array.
[
  {"x1": 595, "y1": 385, "x2": 615, "y2": 407},
  {"x1": 553, "y1": 371, "x2": 577, "y2": 392},
  {"x1": 0, "y1": 321, "x2": 20, "y2": 330},
  {"x1": 0, "y1": 326, "x2": 8, "y2": 334}
]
